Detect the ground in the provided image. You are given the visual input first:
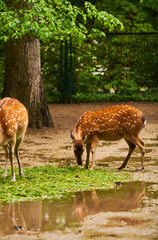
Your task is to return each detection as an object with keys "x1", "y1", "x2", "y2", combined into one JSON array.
[{"x1": 0, "y1": 102, "x2": 158, "y2": 240}]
